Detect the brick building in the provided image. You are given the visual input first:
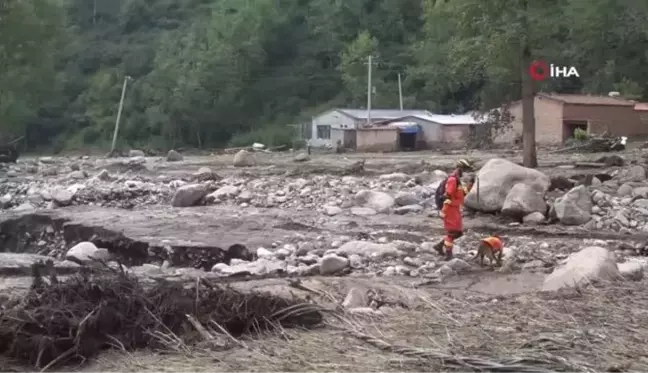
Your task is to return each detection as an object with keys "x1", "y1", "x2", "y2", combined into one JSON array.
[{"x1": 496, "y1": 93, "x2": 648, "y2": 144}]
